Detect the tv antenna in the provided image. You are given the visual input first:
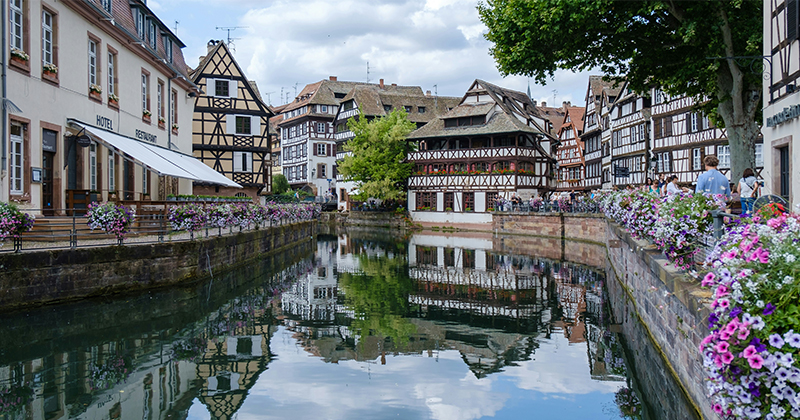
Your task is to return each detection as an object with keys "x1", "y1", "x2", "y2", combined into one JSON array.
[
  {"x1": 552, "y1": 89, "x2": 558, "y2": 106},
  {"x1": 293, "y1": 83, "x2": 299, "y2": 98},
  {"x1": 264, "y1": 91, "x2": 275, "y2": 105},
  {"x1": 366, "y1": 61, "x2": 370, "y2": 83},
  {"x1": 174, "y1": 21, "x2": 179, "y2": 34},
  {"x1": 215, "y1": 26, "x2": 247, "y2": 54}
]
